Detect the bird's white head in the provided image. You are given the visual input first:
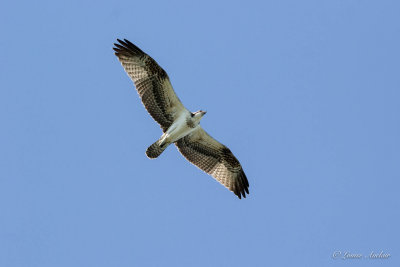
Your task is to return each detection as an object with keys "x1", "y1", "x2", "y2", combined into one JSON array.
[{"x1": 191, "y1": 110, "x2": 207, "y2": 124}]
